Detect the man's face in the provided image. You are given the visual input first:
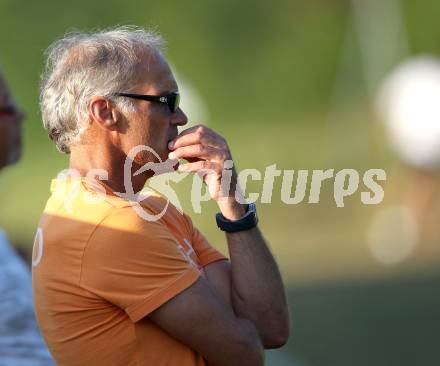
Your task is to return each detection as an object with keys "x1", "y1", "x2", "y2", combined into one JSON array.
[
  {"x1": 117, "y1": 51, "x2": 188, "y2": 165},
  {"x1": 0, "y1": 74, "x2": 24, "y2": 169}
]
